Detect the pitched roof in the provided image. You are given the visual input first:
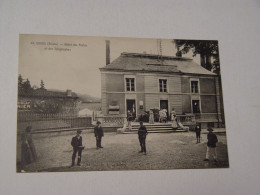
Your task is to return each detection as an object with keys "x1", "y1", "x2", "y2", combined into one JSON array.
[{"x1": 100, "y1": 52, "x2": 216, "y2": 75}]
